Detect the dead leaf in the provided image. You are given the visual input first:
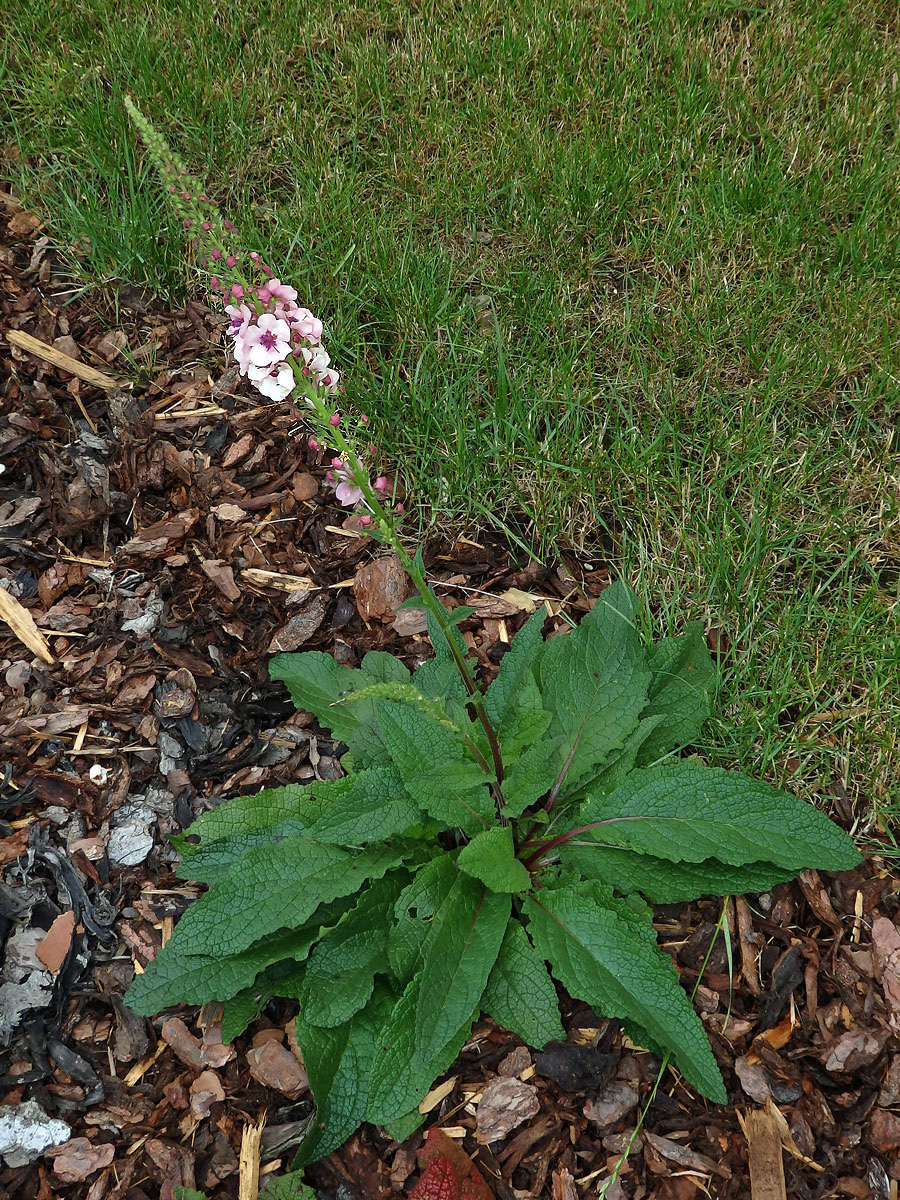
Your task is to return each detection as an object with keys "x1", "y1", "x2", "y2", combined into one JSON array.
[
  {"x1": 409, "y1": 1126, "x2": 493, "y2": 1200},
  {"x1": 123, "y1": 508, "x2": 200, "y2": 556},
  {"x1": 872, "y1": 917, "x2": 900, "y2": 1033},
  {"x1": 95, "y1": 329, "x2": 128, "y2": 362},
  {"x1": 0, "y1": 587, "x2": 54, "y2": 663},
  {"x1": 798, "y1": 869, "x2": 843, "y2": 941},
  {"x1": 475, "y1": 1076, "x2": 540, "y2": 1143},
  {"x1": 8, "y1": 210, "x2": 43, "y2": 237}
]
